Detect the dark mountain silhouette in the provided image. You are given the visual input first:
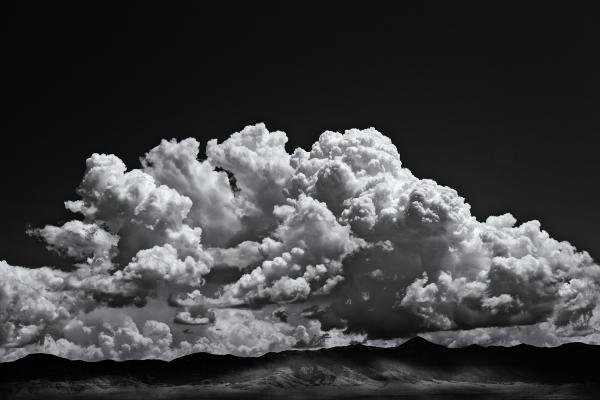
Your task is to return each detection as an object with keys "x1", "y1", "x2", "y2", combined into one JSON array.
[{"x1": 2, "y1": 337, "x2": 600, "y2": 399}]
